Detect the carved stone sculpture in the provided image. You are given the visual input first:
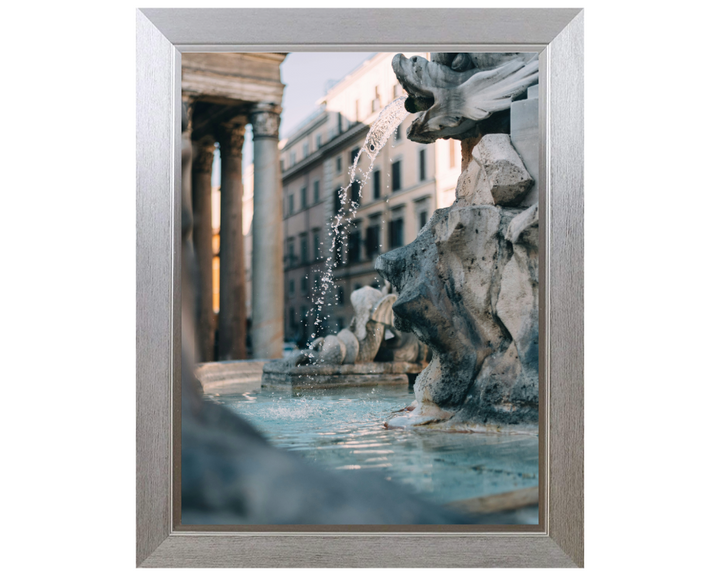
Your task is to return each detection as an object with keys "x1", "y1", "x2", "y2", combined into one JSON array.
[
  {"x1": 392, "y1": 52, "x2": 538, "y2": 143},
  {"x1": 291, "y1": 285, "x2": 425, "y2": 366},
  {"x1": 375, "y1": 132, "x2": 539, "y2": 430},
  {"x1": 455, "y1": 133, "x2": 534, "y2": 208},
  {"x1": 261, "y1": 285, "x2": 429, "y2": 388}
]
